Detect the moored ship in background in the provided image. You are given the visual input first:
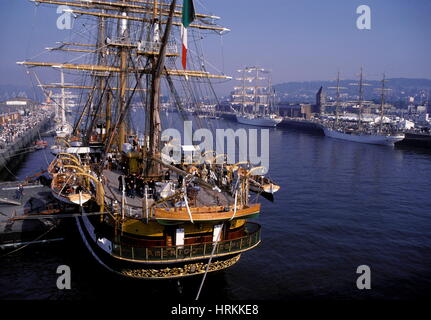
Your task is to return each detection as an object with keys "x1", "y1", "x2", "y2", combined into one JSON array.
[
  {"x1": 322, "y1": 69, "x2": 405, "y2": 146},
  {"x1": 396, "y1": 129, "x2": 431, "y2": 149},
  {"x1": 232, "y1": 67, "x2": 282, "y2": 127}
]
